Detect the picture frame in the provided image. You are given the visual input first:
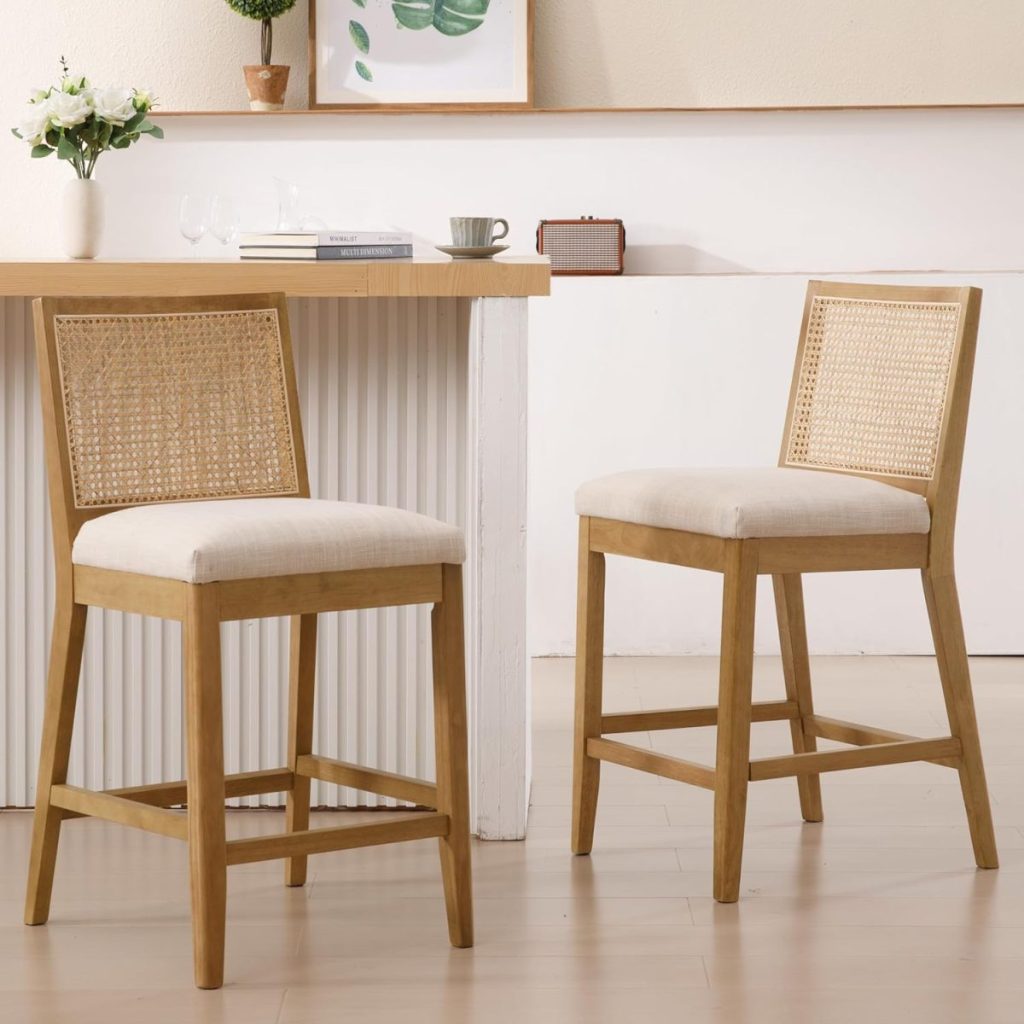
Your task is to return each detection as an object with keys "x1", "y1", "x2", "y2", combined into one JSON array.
[{"x1": 309, "y1": 0, "x2": 533, "y2": 112}]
